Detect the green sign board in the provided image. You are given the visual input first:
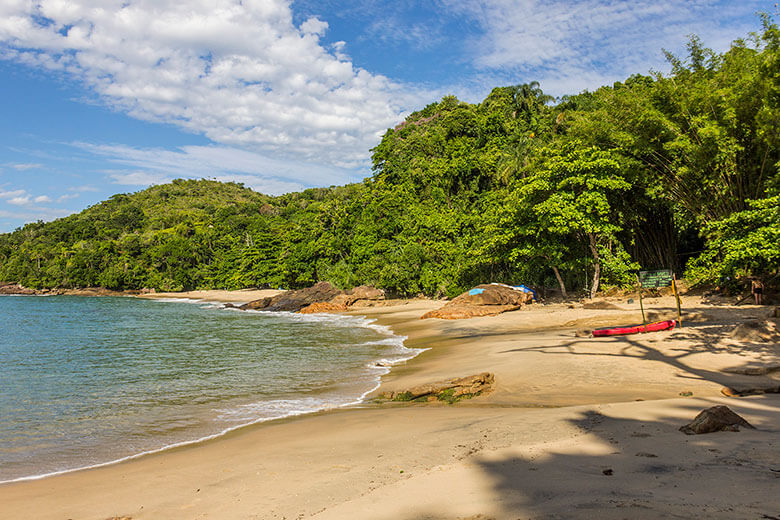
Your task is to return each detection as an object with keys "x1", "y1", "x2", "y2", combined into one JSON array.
[{"x1": 639, "y1": 269, "x2": 674, "y2": 288}]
